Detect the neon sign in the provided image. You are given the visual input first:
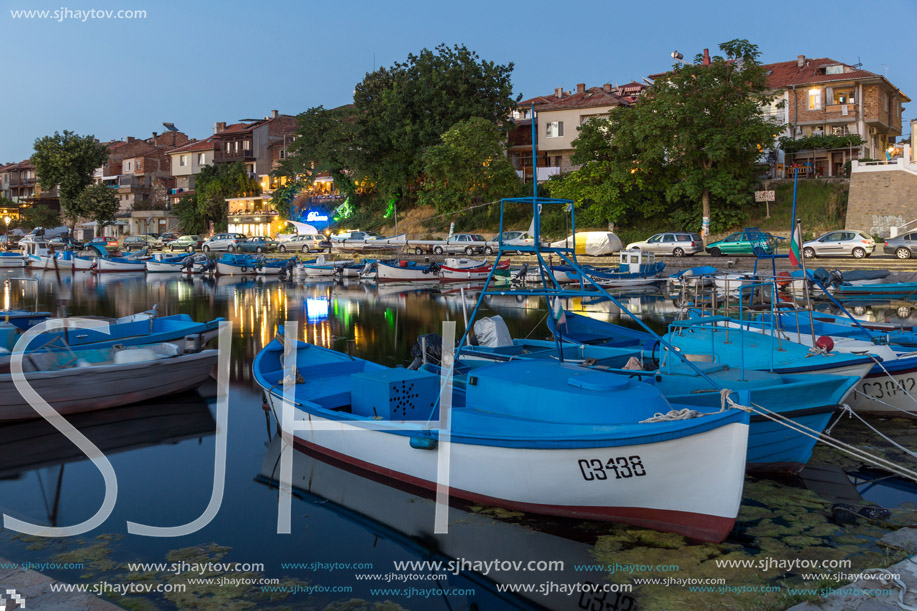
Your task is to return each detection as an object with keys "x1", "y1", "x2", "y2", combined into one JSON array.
[{"x1": 306, "y1": 211, "x2": 328, "y2": 222}]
